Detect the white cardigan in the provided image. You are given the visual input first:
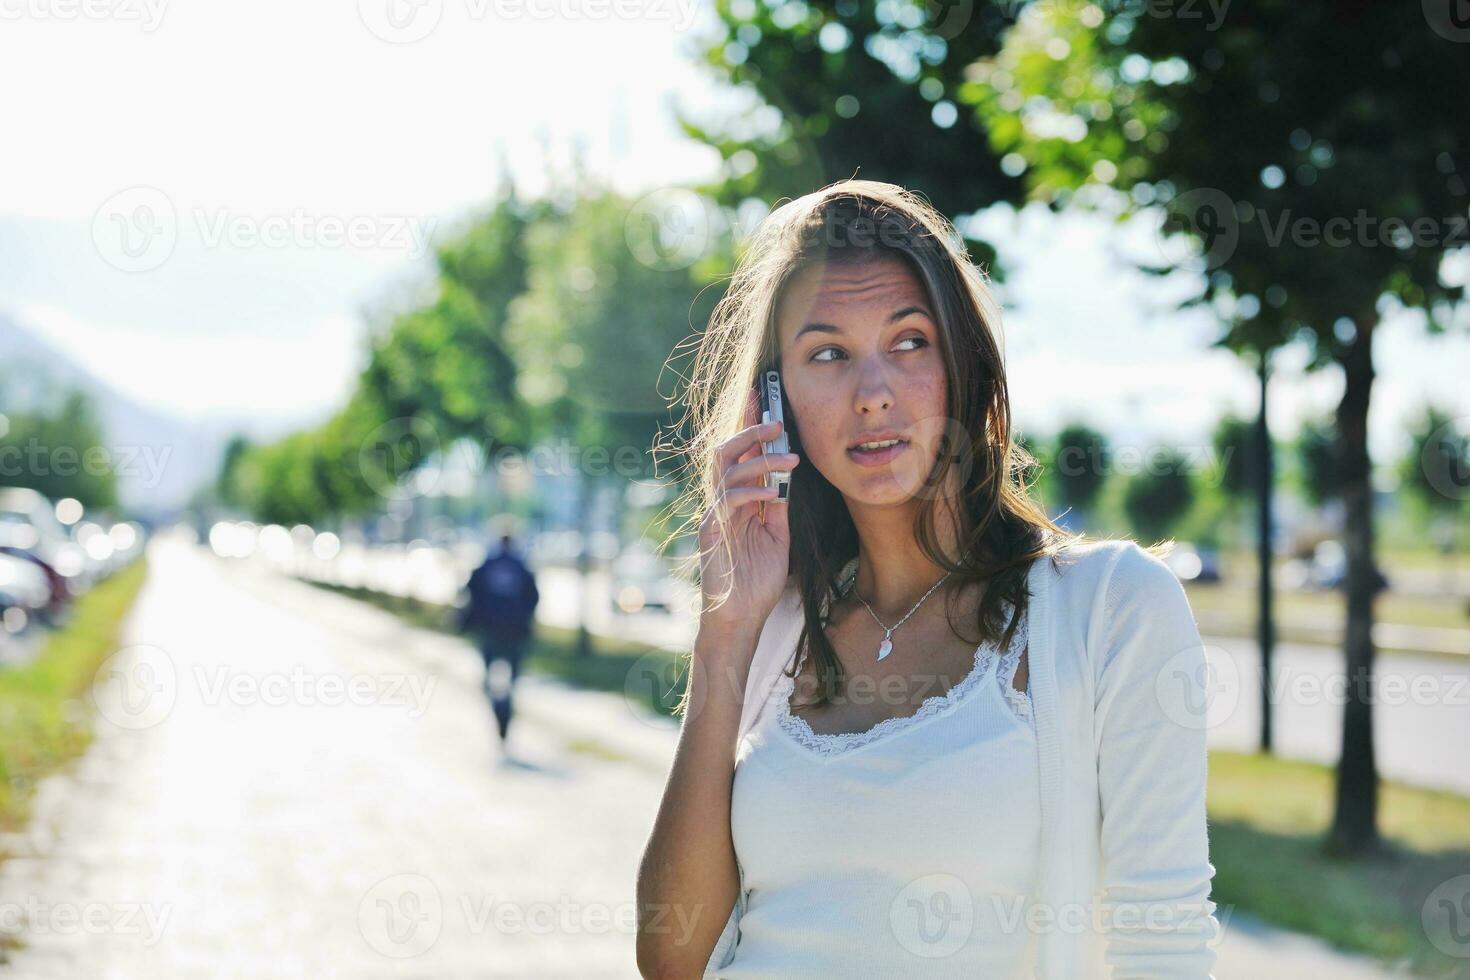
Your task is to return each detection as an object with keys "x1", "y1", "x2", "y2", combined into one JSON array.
[{"x1": 706, "y1": 537, "x2": 1222, "y2": 978}]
